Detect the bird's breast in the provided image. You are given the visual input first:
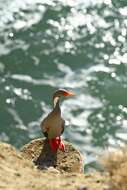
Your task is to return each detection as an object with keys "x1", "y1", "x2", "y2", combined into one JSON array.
[
  {"x1": 48, "y1": 125, "x2": 62, "y2": 139},
  {"x1": 47, "y1": 117, "x2": 63, "y2": 139}
]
